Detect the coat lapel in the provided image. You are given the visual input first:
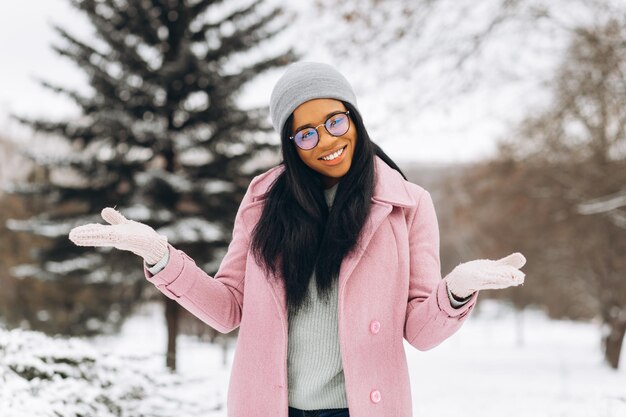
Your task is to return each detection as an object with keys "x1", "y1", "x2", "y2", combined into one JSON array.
[{"x1": 241, "y1": 155, "x2": 416, "y2": 319}]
